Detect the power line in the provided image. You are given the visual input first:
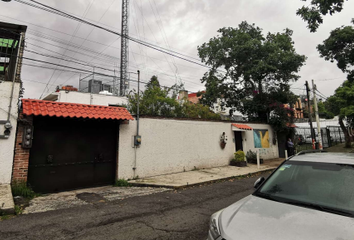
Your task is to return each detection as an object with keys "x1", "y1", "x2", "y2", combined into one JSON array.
[
  {"x1": 22, "y1": 63, "x2": 89, "y2": 75},
  {"x1": 22, "y1": 63, "x2": 197, "y2": 94},
  {"x1": 0, "y1": 20, "x2": 205, "y2": 90},
  {"x1": 26, "y1": 32, "x2": 120, "y2": 63},
  {"x1": 315, "y1": 89, "x2": 328, "y2": 100},
  {"x1": 151, "y1": 0, "x2": 182, "y2": 81},
  {"x1": 25, "y1": 49, "x2": 116, "y2": 72},
  {"x1": 5, "y1": 2, "x2": 199, "y2": 64},
  {"x1": 0, "y1": 15, "x2": 206, "y2": 73},
  {"x1": 22, "y1": 58, "x2": 133, "y2": 76},
  {"x1": 58, "y1": 36, "x2": 123, "y2": 89},
  {"x1": 22, "y1": 78, "x2": 63, "y2": 87},
  {"x1": 26, "y1": 40, "x2": 120, "y2": 66},
  {"x1": 0, "y1": 14, "x2": 211, "y2": 75},
  {"x1": 147, "y1": 0, "x2": 179, "y2": 83},
  {"x1": 21, "y1": 44, "x2": 204, "y2": 89},
  {"x1": 23, "y1": 57, "x2": 105, "y2": 74},
  {"x1": 25, "y1": 42, "x2": 119, "y2": 70},
  {"x1": 13, "y1": 0, "x2": 219, "y2": 71},
  {"x1": 316, "y1": 77, "x2": 345, "y2": 82},
  {"x1": 26, "y1": 31, "x2": 206, "y2": 75},
  {"x1": 25, "y1": 38, "x2": 205, "y2": 87},
  {"x1": 52, "y1": 0, "x2": 119, "y2": 92},
  {"x1": 38, "y1": 0, "x2": 95, "y2": 98}
]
